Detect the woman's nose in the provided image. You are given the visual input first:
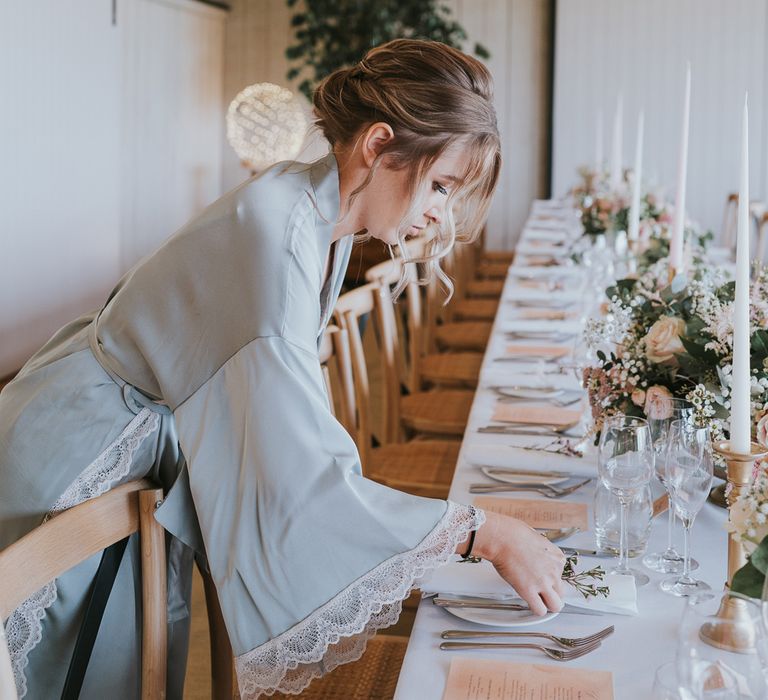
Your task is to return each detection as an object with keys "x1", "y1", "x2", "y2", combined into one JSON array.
[{"x1": 425, "y1": 205, "x2": 442, "y2": 226}]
